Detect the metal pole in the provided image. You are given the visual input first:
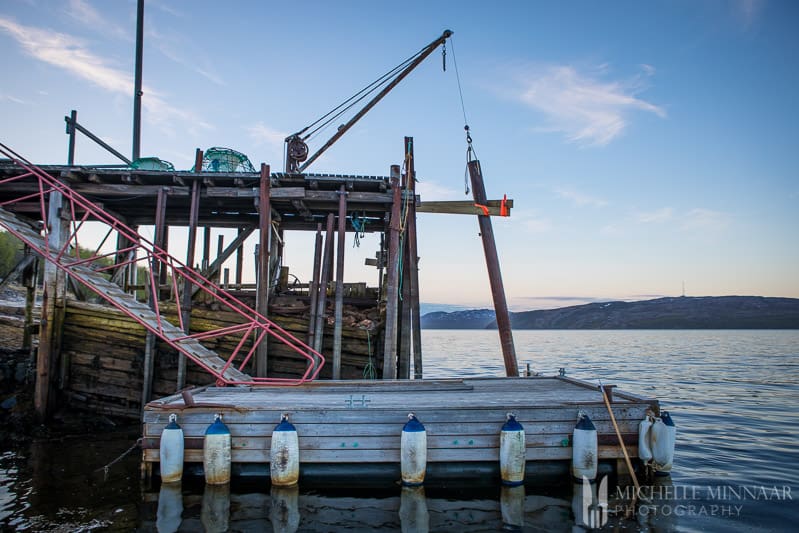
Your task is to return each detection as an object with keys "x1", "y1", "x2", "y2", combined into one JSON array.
[
  {"x1": 381, "y1": 166, "x2": 402, "y2": 379},
  {"x1": 333, "y1": 185, "x2": 348, "y2": 379},
  {"x1": 467, "y1": 159, "x2": 519, "y2": 377},
  {"x1": 132, "y1": 0, "x2": 144, "y2": 161}
]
